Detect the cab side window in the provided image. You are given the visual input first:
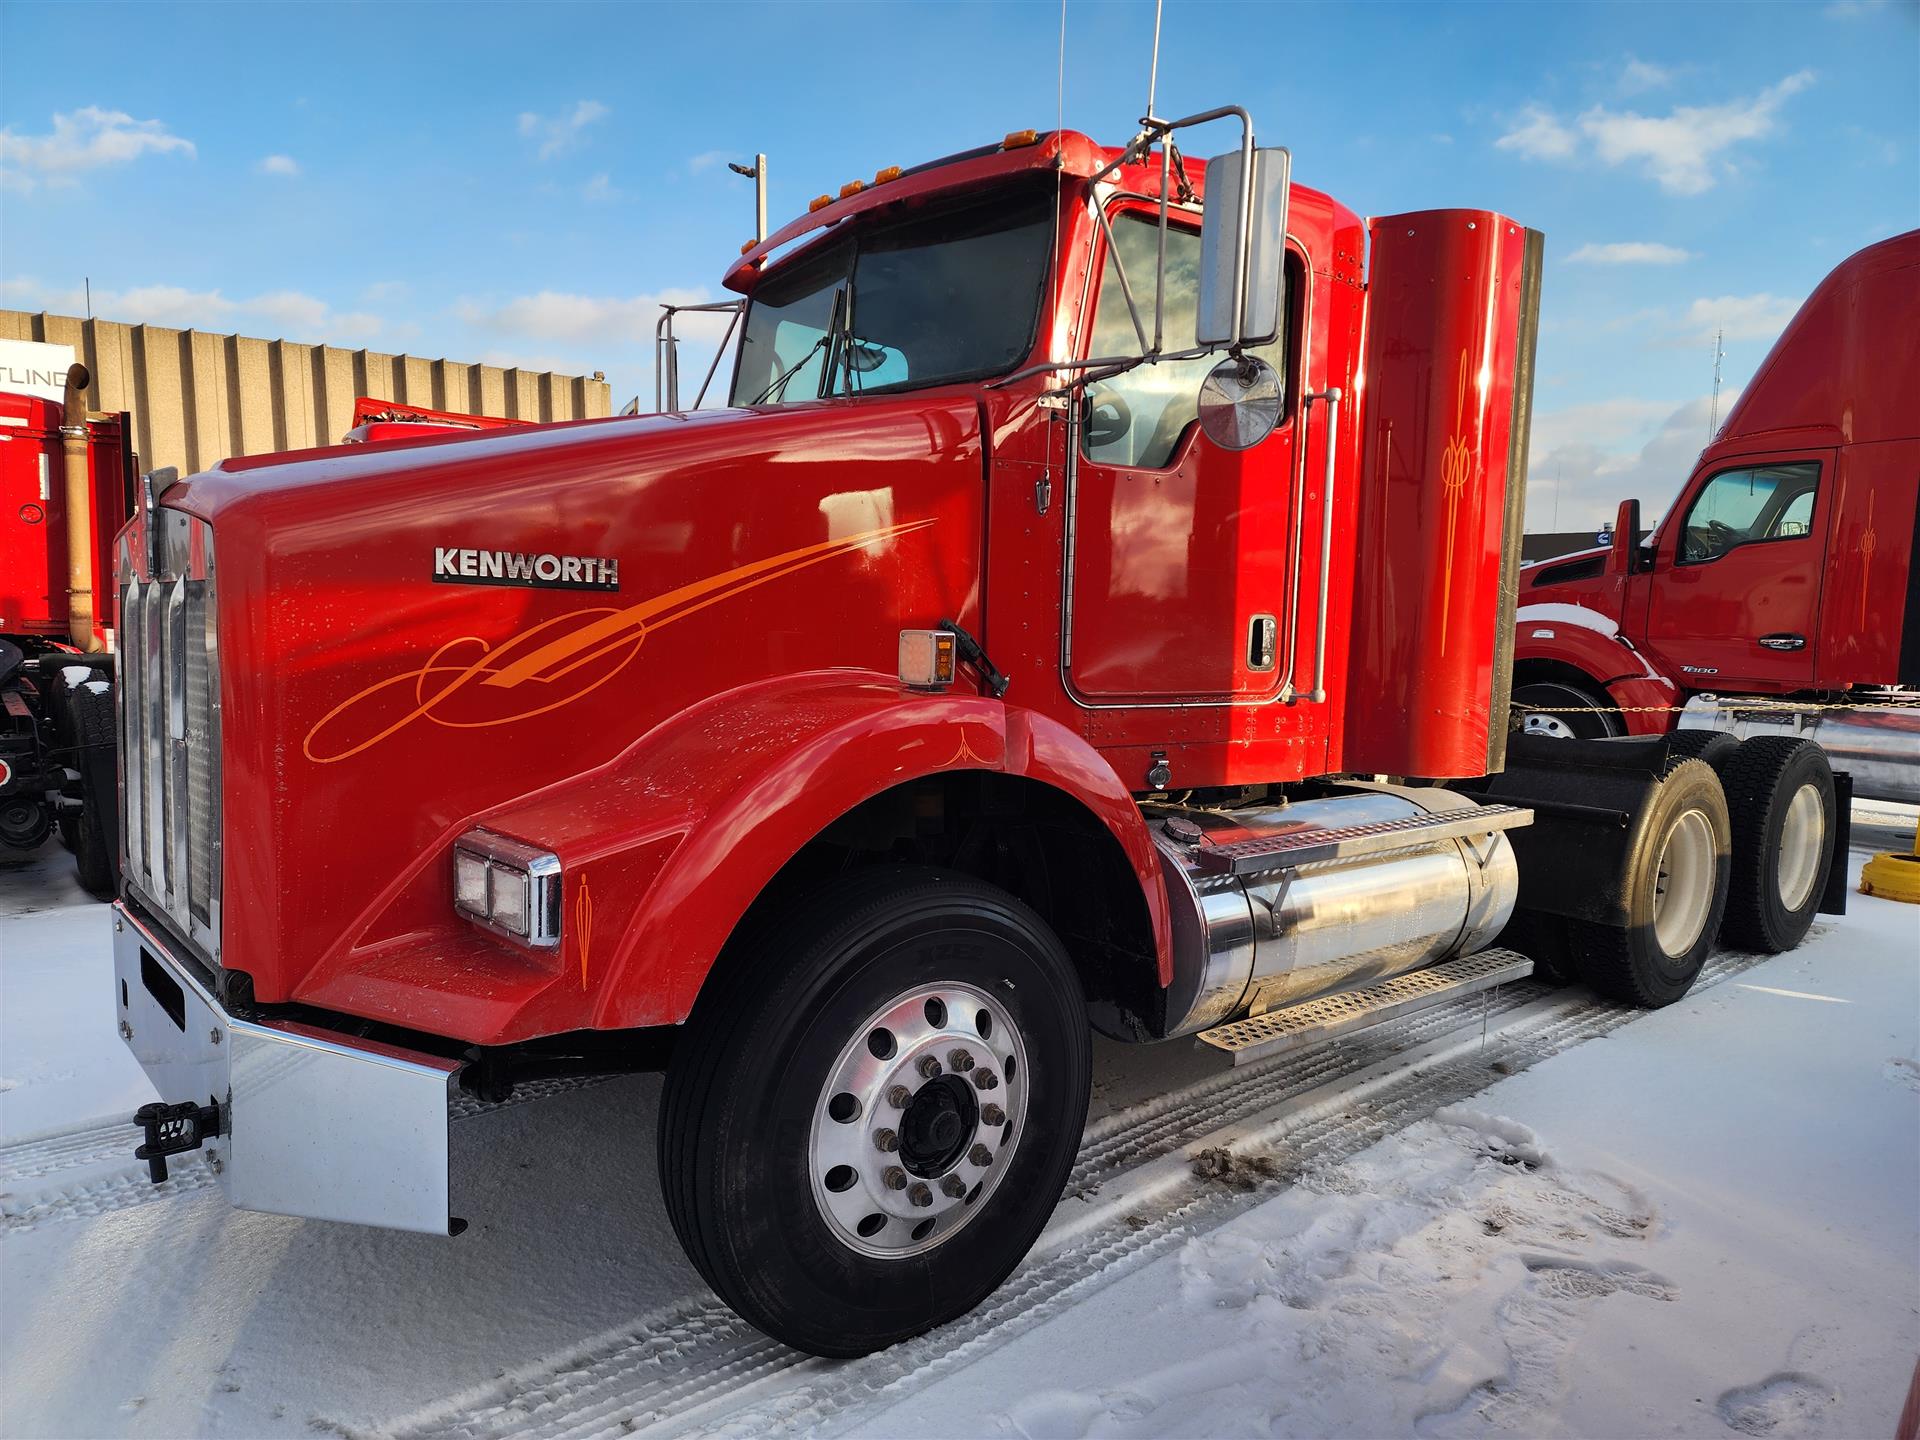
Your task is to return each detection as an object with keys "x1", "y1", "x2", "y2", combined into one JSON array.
[
  {"x1": 1081, "y1": 213, "x2": 1287, "y2": 469},
  {"x1": 1678, "y1": 461, "x2": 1820, "y2": 563}
]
